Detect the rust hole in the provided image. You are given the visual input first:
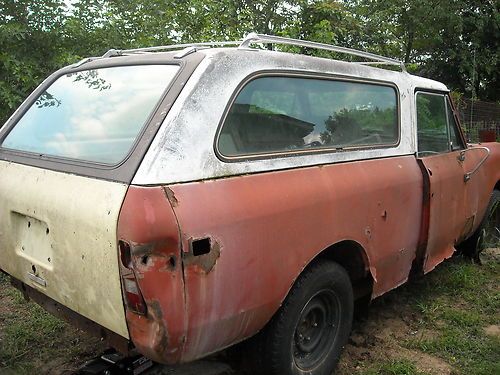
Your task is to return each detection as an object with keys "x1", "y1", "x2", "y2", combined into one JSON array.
[
  {"x1": 184, "y1": 239, "x2": 221, "y2": 273},
  {"x1": 27, "y1": 221, "x2": 31, "y2": 228},
  {"x1": 46, "y1": 228, "x2": 49, "y2": 235},
  {"x1": 192, "y1": 238, "x2": 211, "y2": 256},
  {"x1": 168, "y1": 256, "x2": 176, "y2": 269},
  {"x1": 31, "y1": 265, "x2": 36, "y2": 273},
  {"x1": 141, "y1": 255, "x2": 150, "y2": 266}
]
